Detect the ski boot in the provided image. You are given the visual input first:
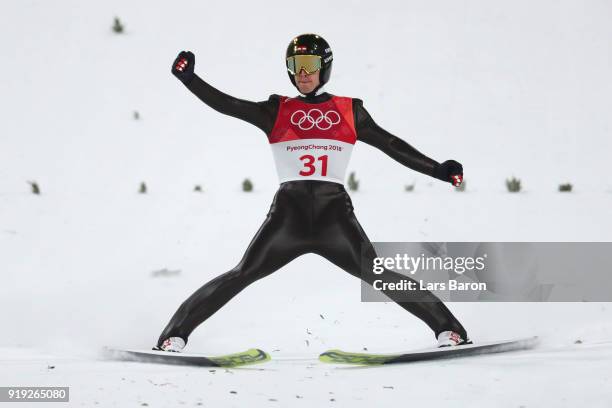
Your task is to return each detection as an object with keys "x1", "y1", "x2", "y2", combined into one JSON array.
[
  {"x1": 152, "y1": 337, "x2": 186, "y2": 352},
  {"x1": 437, "y1": 330, "x2": 472, "y2": 347}
]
